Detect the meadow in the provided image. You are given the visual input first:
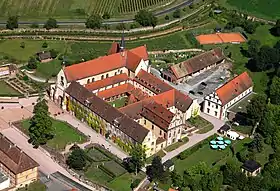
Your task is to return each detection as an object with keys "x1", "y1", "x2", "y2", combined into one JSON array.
[
  {"x1": 0, "y1": 0, "x2": 173, "y2": 19},
  {"x1": 221, "y1": 0, "x2": 280, "y2": 20}
]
